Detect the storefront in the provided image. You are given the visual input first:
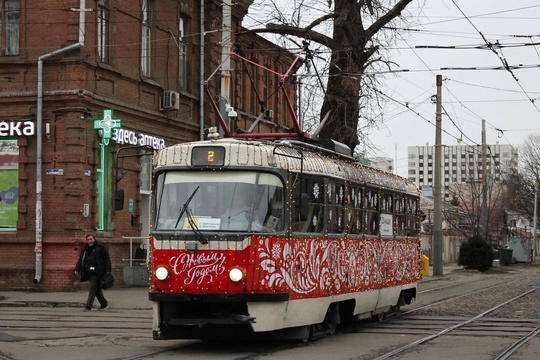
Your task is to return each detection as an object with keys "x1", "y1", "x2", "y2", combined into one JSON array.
[{"x1": 0, "y1": 108, "x2": 174, "y2": 291}]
